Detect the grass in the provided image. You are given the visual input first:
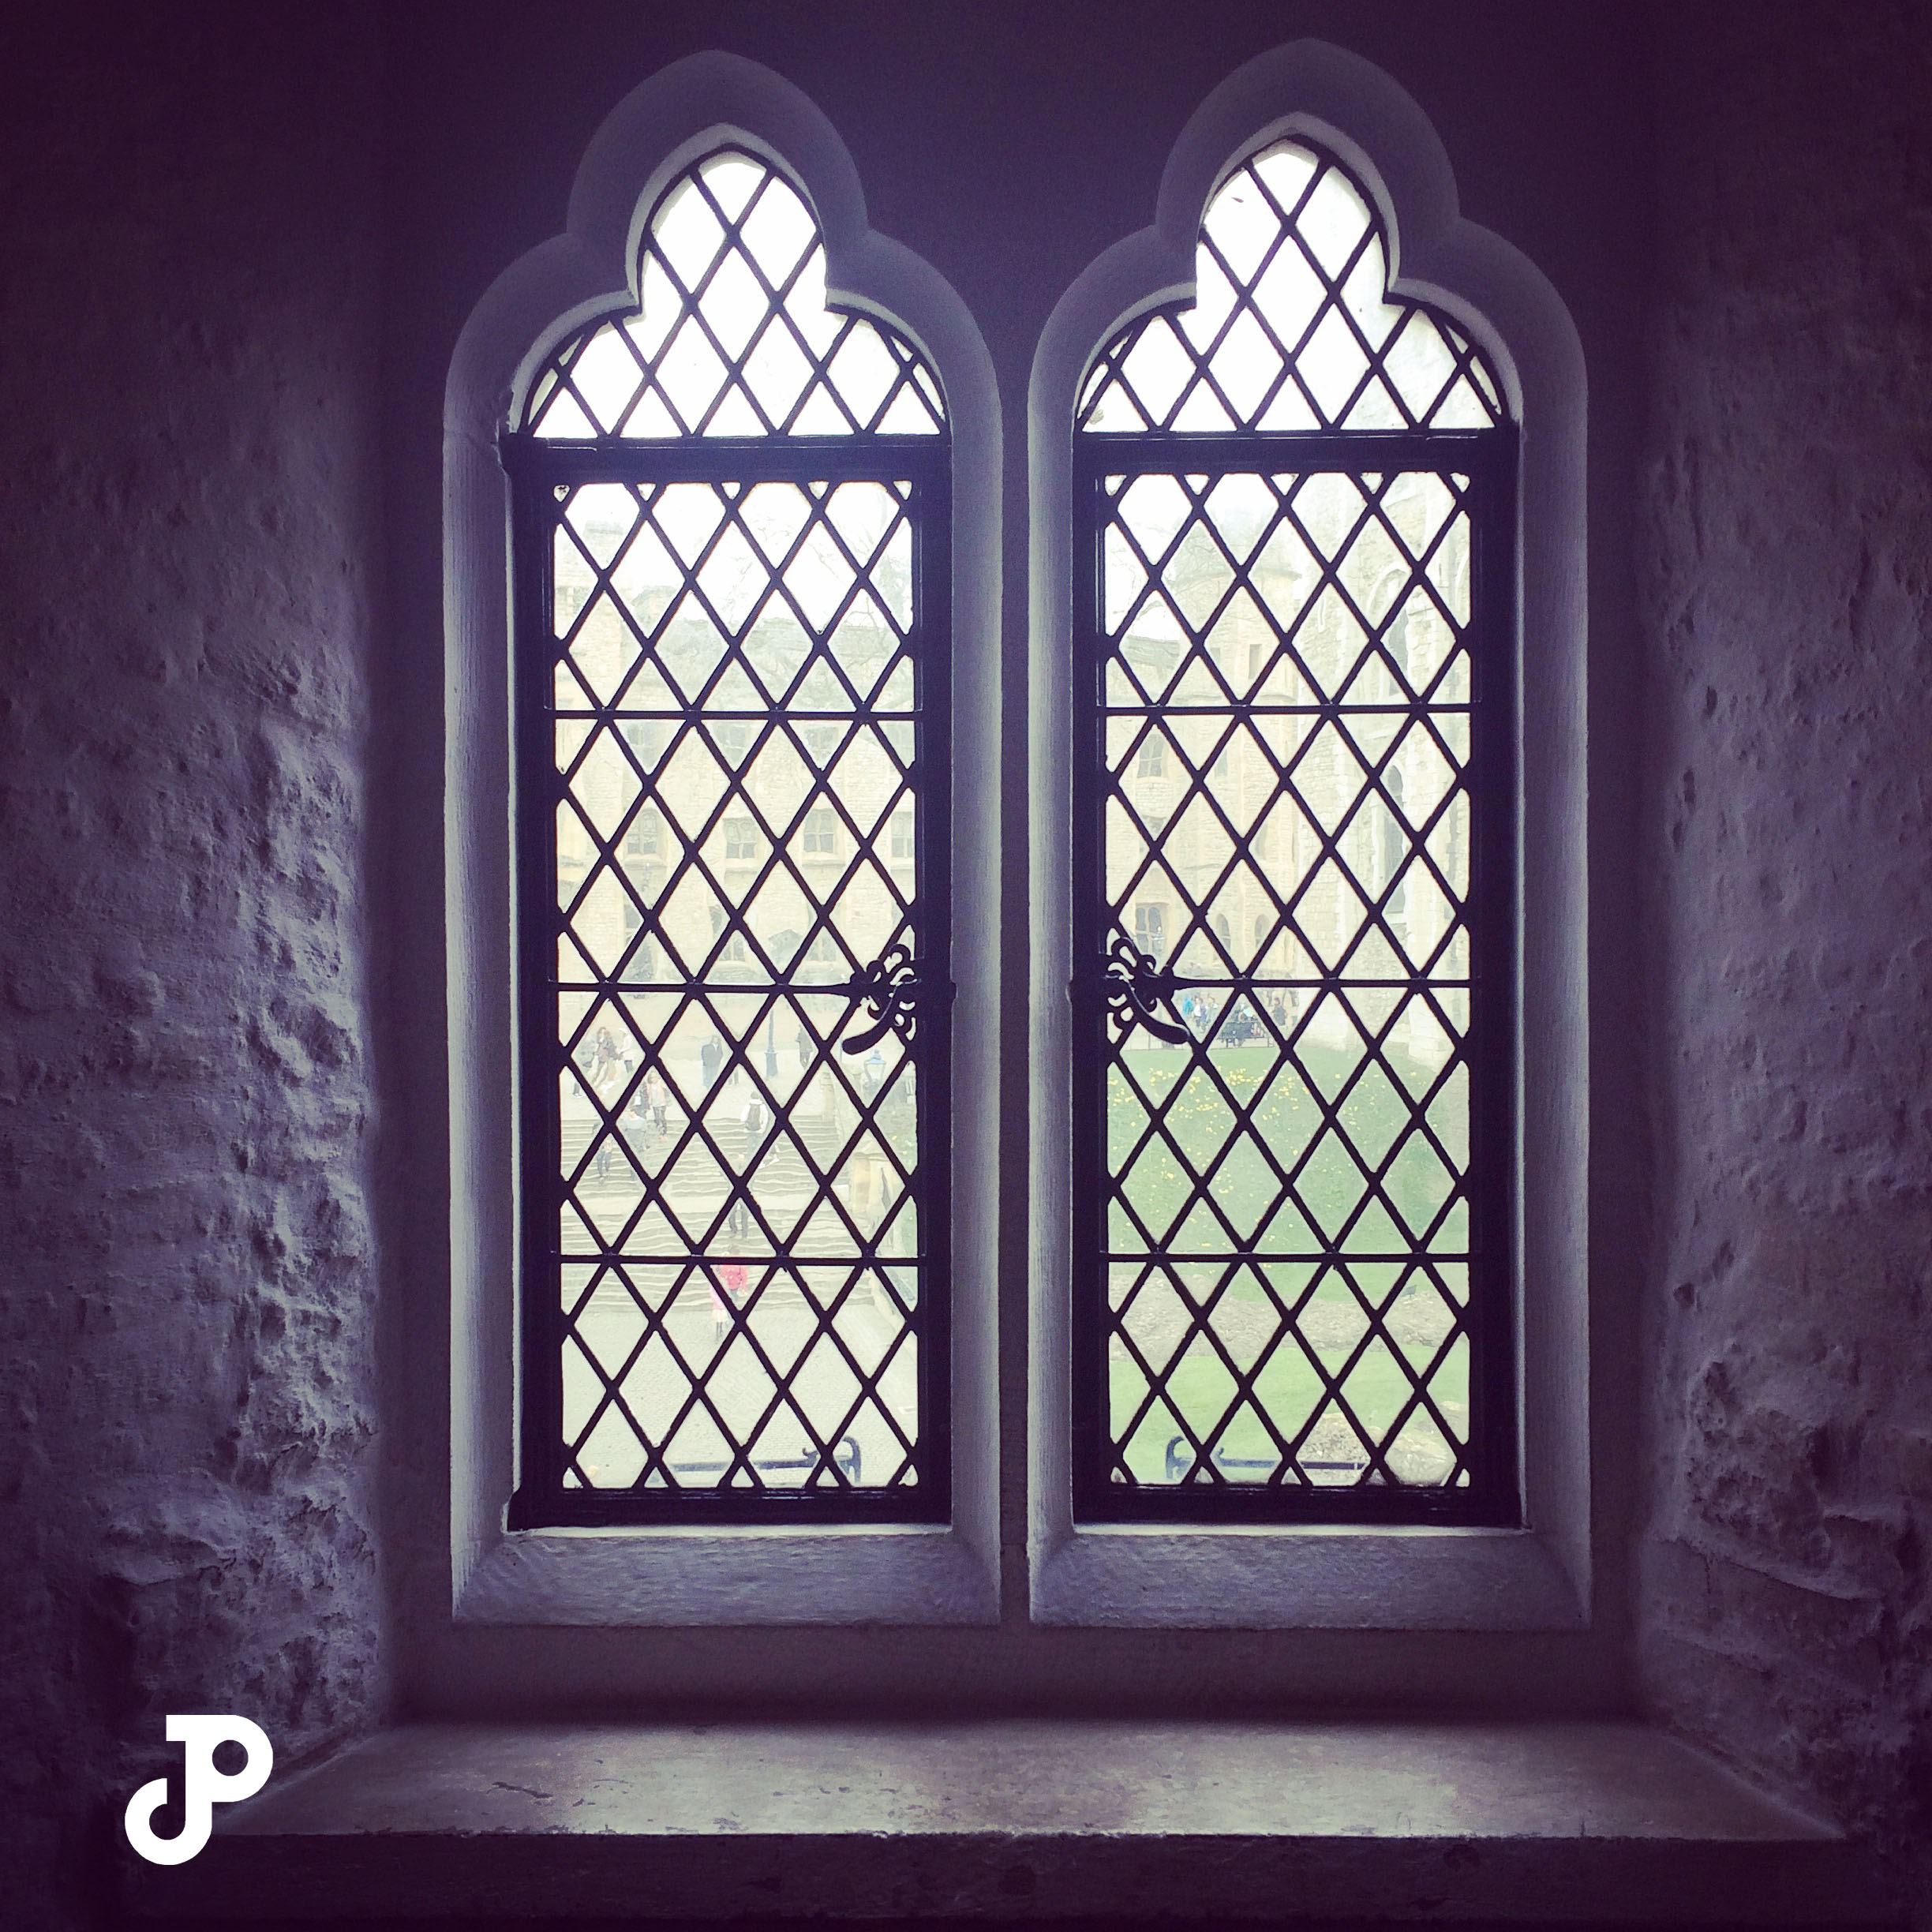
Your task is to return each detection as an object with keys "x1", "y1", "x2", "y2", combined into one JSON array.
[{"x1": 1104, "y1": 1039, "x2": 1469, "y2": 1482}]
